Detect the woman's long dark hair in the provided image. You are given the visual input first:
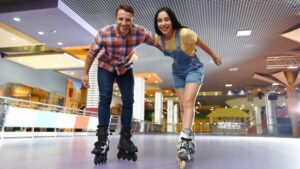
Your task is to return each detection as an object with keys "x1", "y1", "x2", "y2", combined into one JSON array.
[{"x1": 154, "y1": 7, "x2": 186, "y2": 36}]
